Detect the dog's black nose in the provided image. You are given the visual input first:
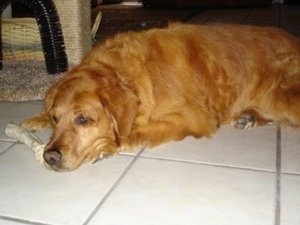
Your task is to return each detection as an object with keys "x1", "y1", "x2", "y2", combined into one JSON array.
[{"x1": 43, "y1": 149, "x2": 62, "y2": 166}]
